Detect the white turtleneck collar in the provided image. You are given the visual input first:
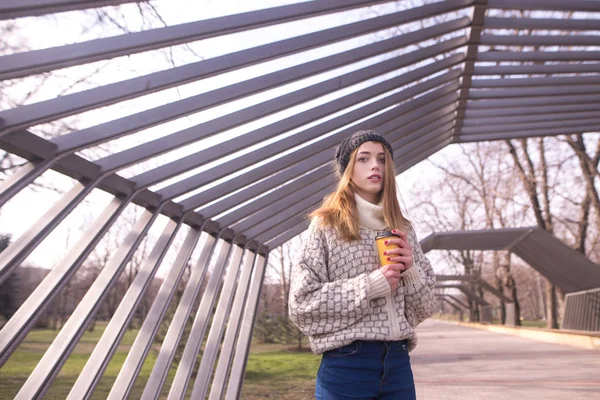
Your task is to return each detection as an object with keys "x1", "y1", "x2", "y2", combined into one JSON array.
[{"x1": 355, "y1": 193, "x2": 387, "y2": 230}]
